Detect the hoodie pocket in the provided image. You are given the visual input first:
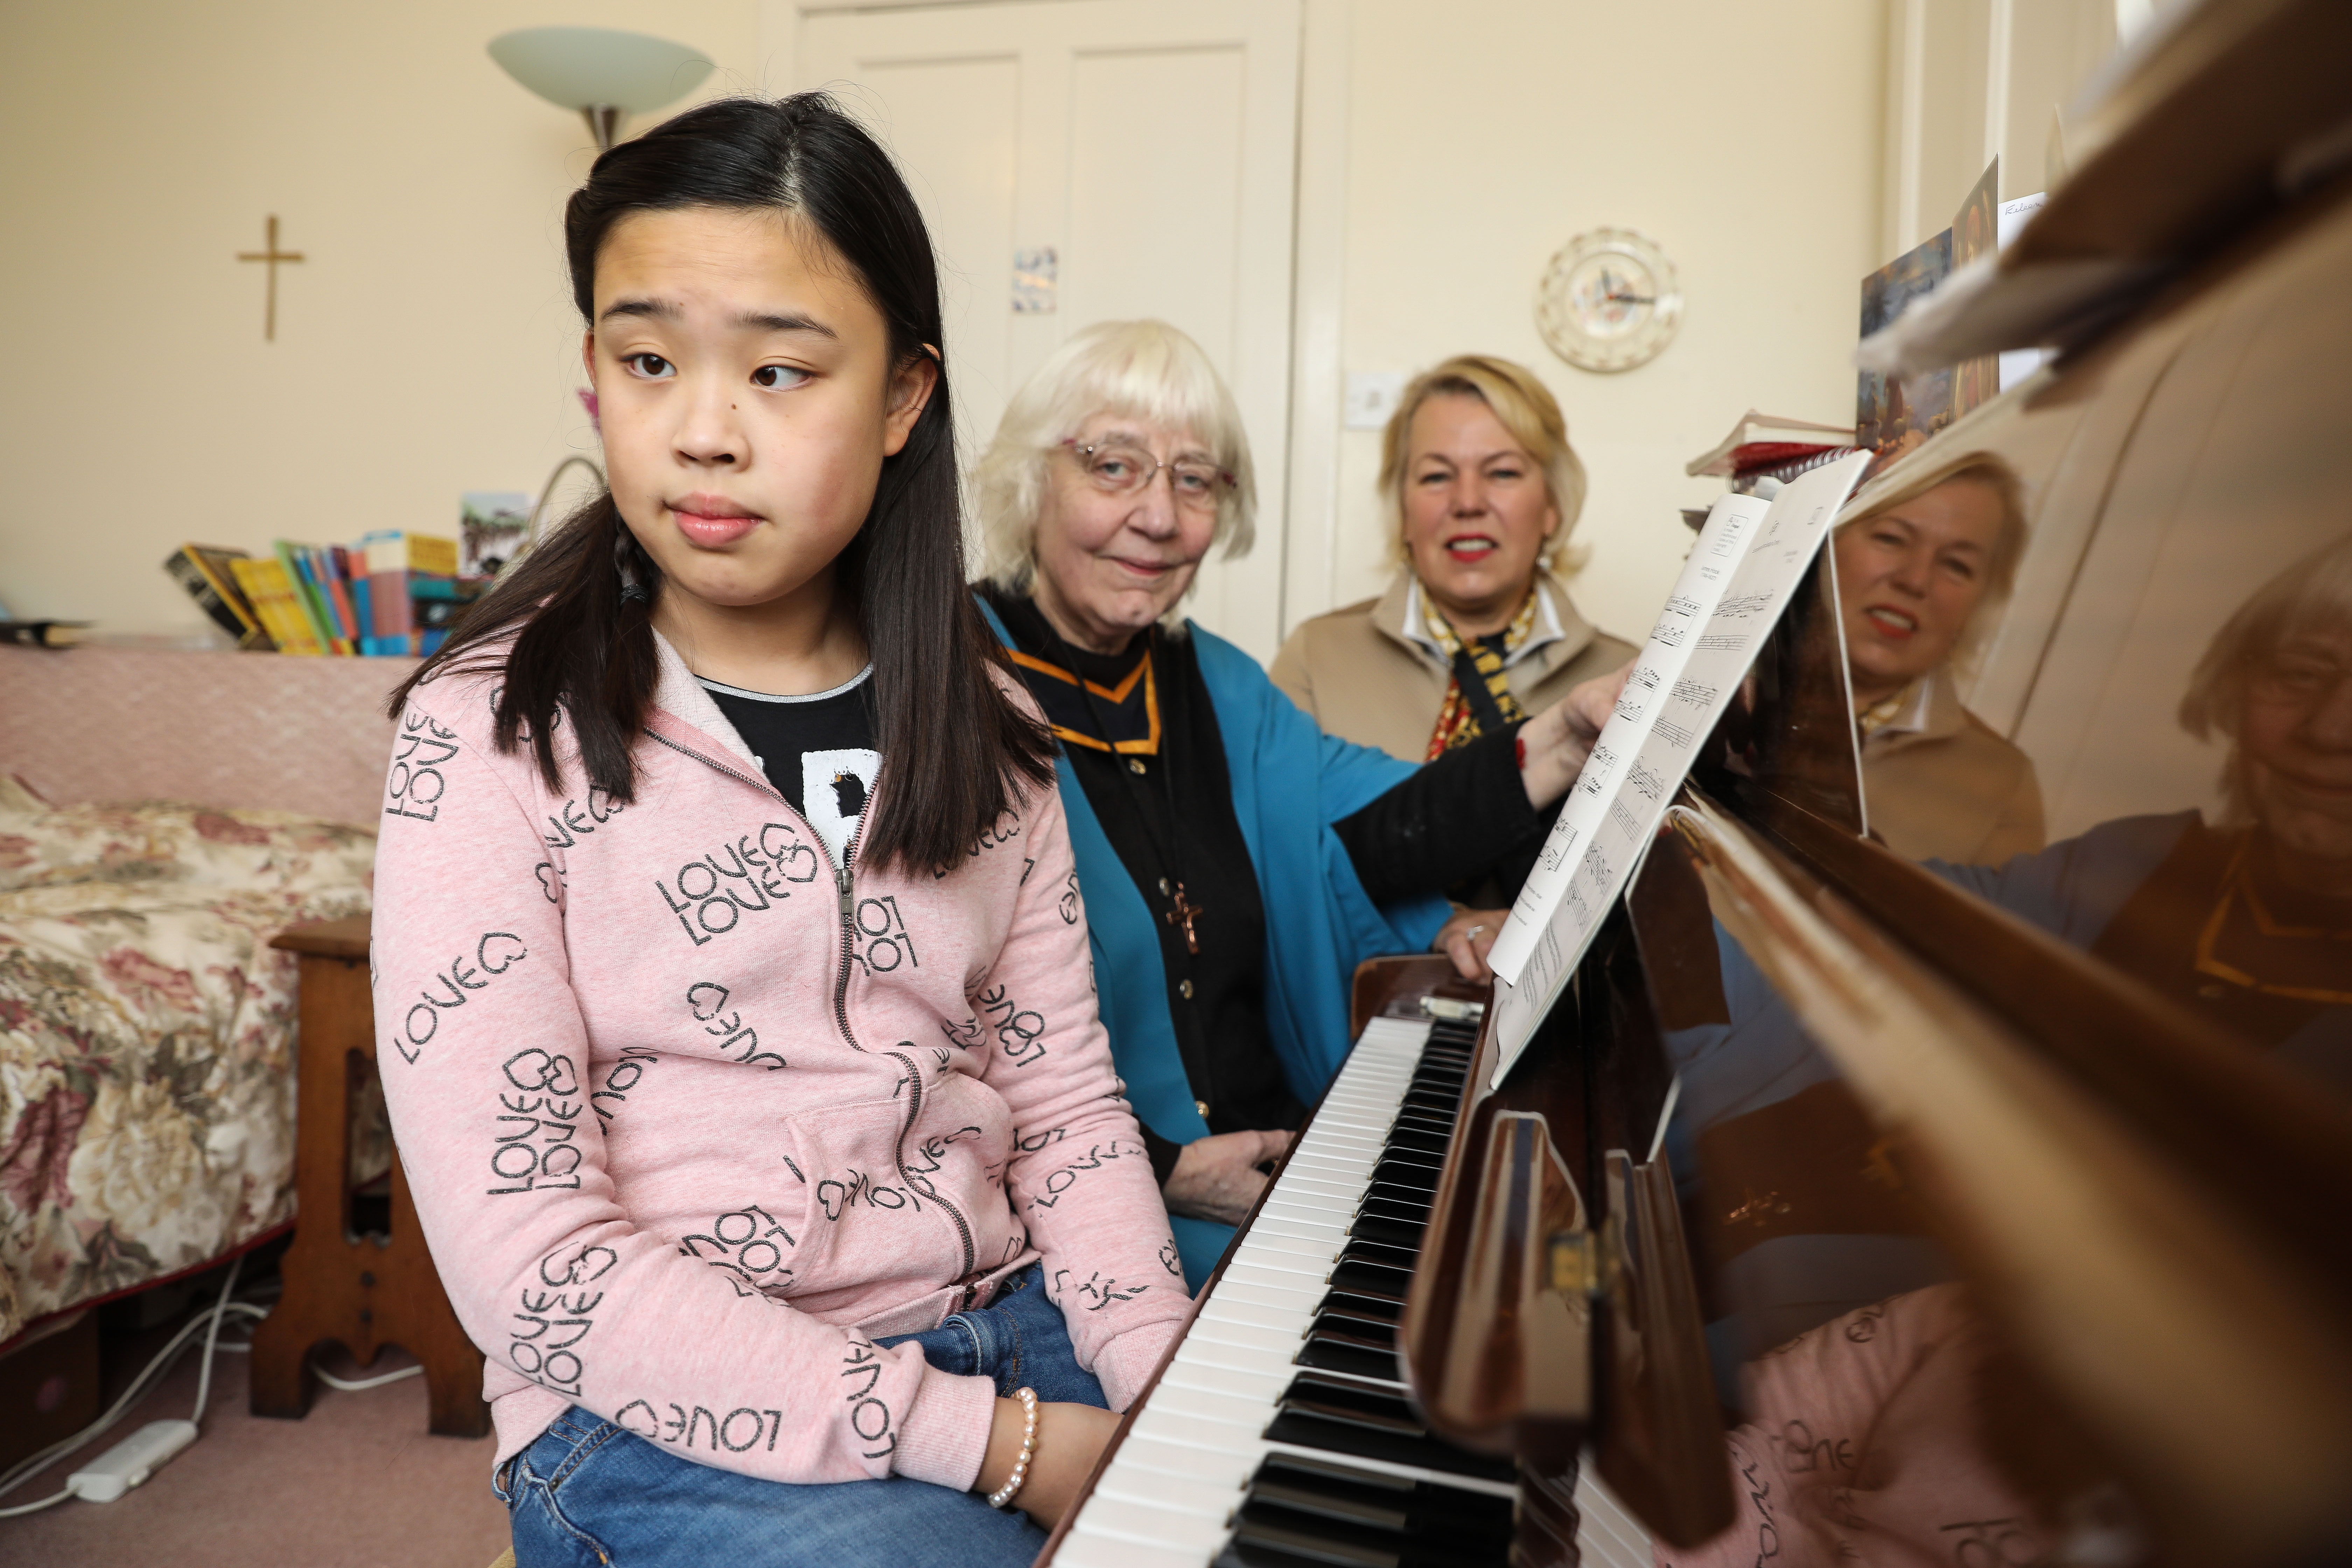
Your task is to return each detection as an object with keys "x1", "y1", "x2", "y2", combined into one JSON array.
[{"x1": 777, "y1": 1094, "x2": 962, "y2": 1304}]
